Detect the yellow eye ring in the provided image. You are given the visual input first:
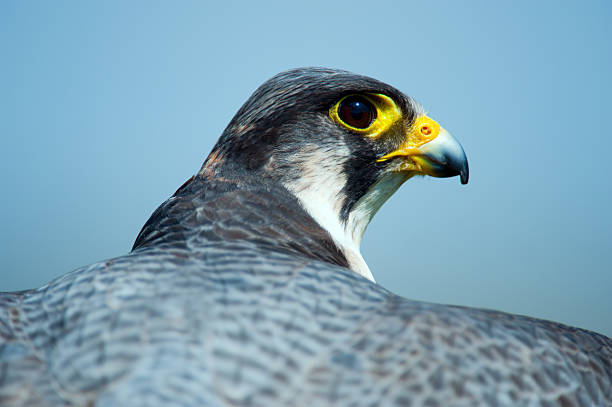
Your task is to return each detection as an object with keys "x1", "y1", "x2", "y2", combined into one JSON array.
[{"x1": 329, "y1": 93, "x2": 403, "y2": 139}]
